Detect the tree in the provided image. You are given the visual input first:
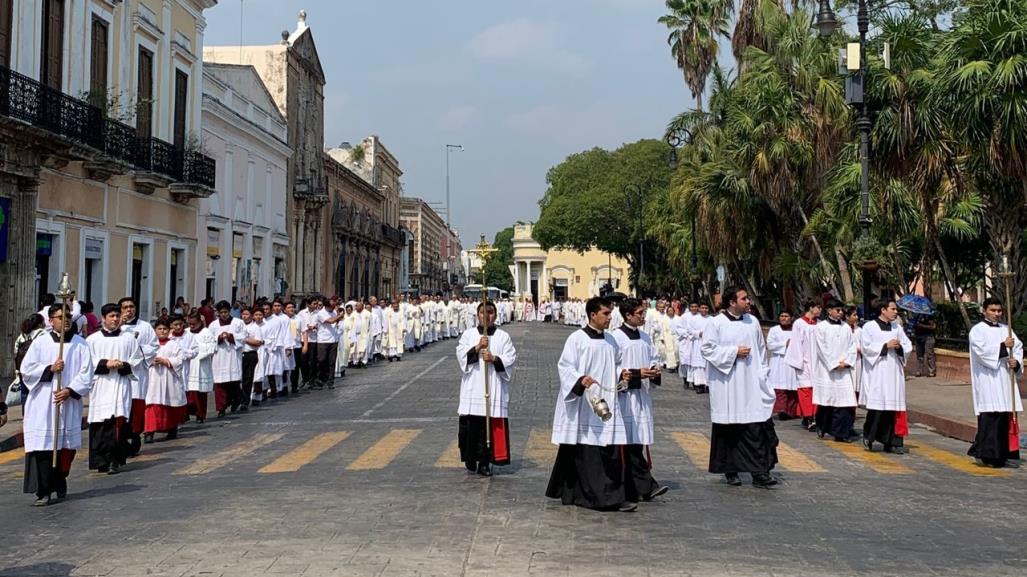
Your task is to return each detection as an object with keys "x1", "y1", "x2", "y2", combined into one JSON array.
[
  {"x1": 658, "y1": 0, "x2": 732, "y2": 111},
  {"x1": 482, "y1": 227, "x2": 515, "y2": 293}
]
